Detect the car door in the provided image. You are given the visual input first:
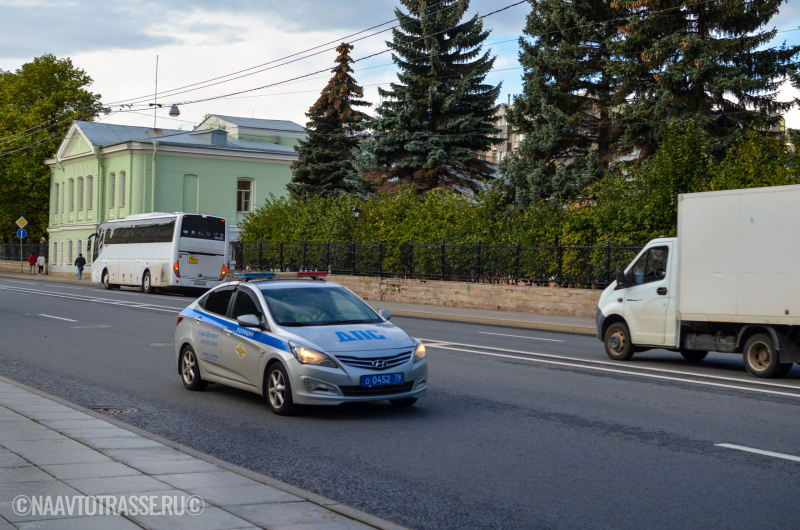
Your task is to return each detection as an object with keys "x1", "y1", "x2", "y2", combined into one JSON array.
[
  {"x1": 219, "y1": 286, "x2": 269, "y2": 388},
  {"x1": 194, "y1": 286, "x2": 236, "y2": 379},
  {"x1": 623, "y1": 244, "x2": 672, "y2": 345}
]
